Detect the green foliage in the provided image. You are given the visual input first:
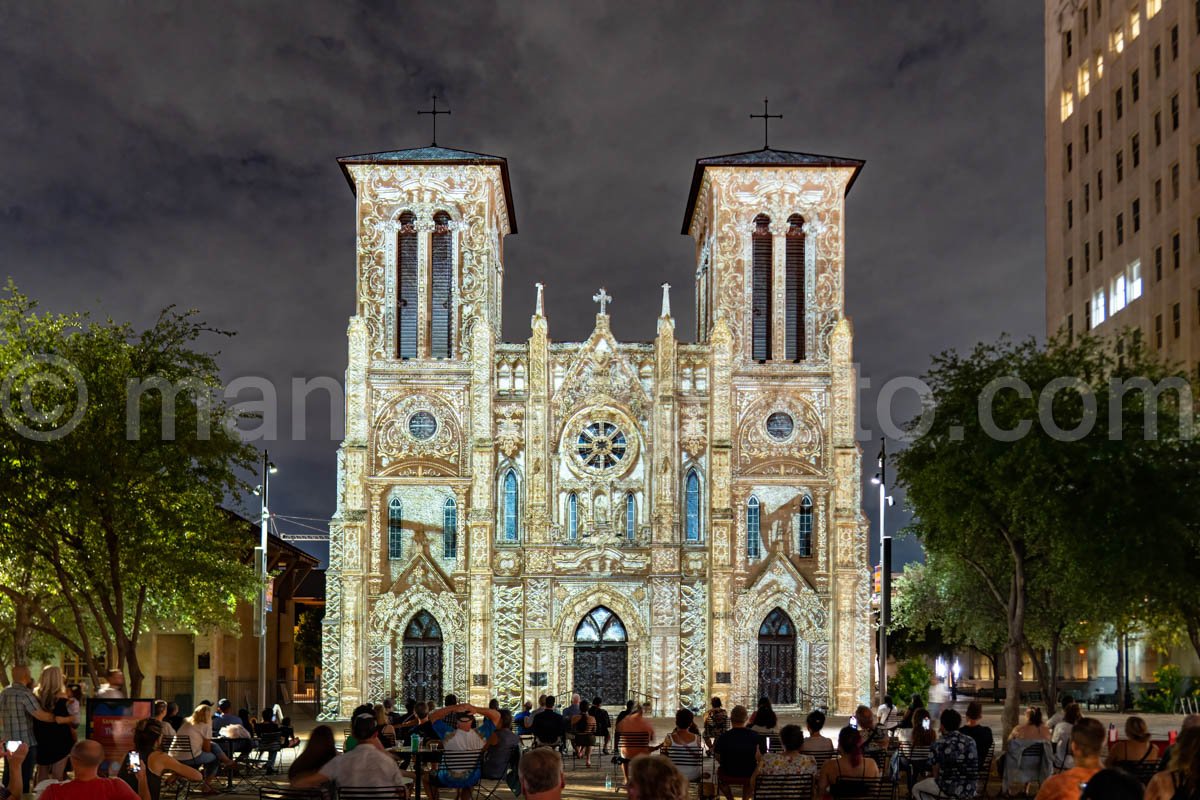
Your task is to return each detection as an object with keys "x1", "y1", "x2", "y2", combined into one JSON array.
[
  {"x1": 895, "y1": 330, "x2": 1200, "y2": 732},
  {"x1": 891, "y1": 658, "x2": 934, "y2": 708},
  {"x1": 294, "y1": 606, "x2": 324, "y2": 668},
  {"x1": 891, "y1": 558, "x2": 1007, "y2": 661},
  {"x1": 0, "y1": 282, "x2": 258, "y2": 692},
  {"x1": 1137, "y1": 664, "x2": 1199, "y2": 712}
]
